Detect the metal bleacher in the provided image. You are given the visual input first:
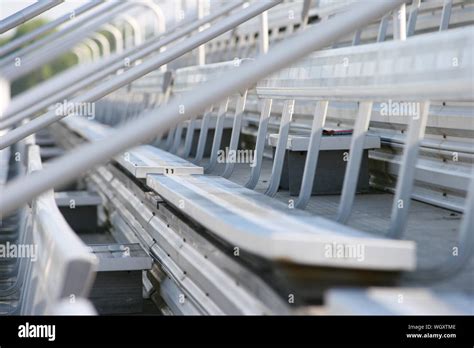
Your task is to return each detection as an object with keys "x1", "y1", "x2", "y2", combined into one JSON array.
[
  {"x1": 0, "y1": 0, "x2": 473, "y2": 316},
  {"x1": 0, "y1": 135, "x2": 97, "y2": 315}
]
